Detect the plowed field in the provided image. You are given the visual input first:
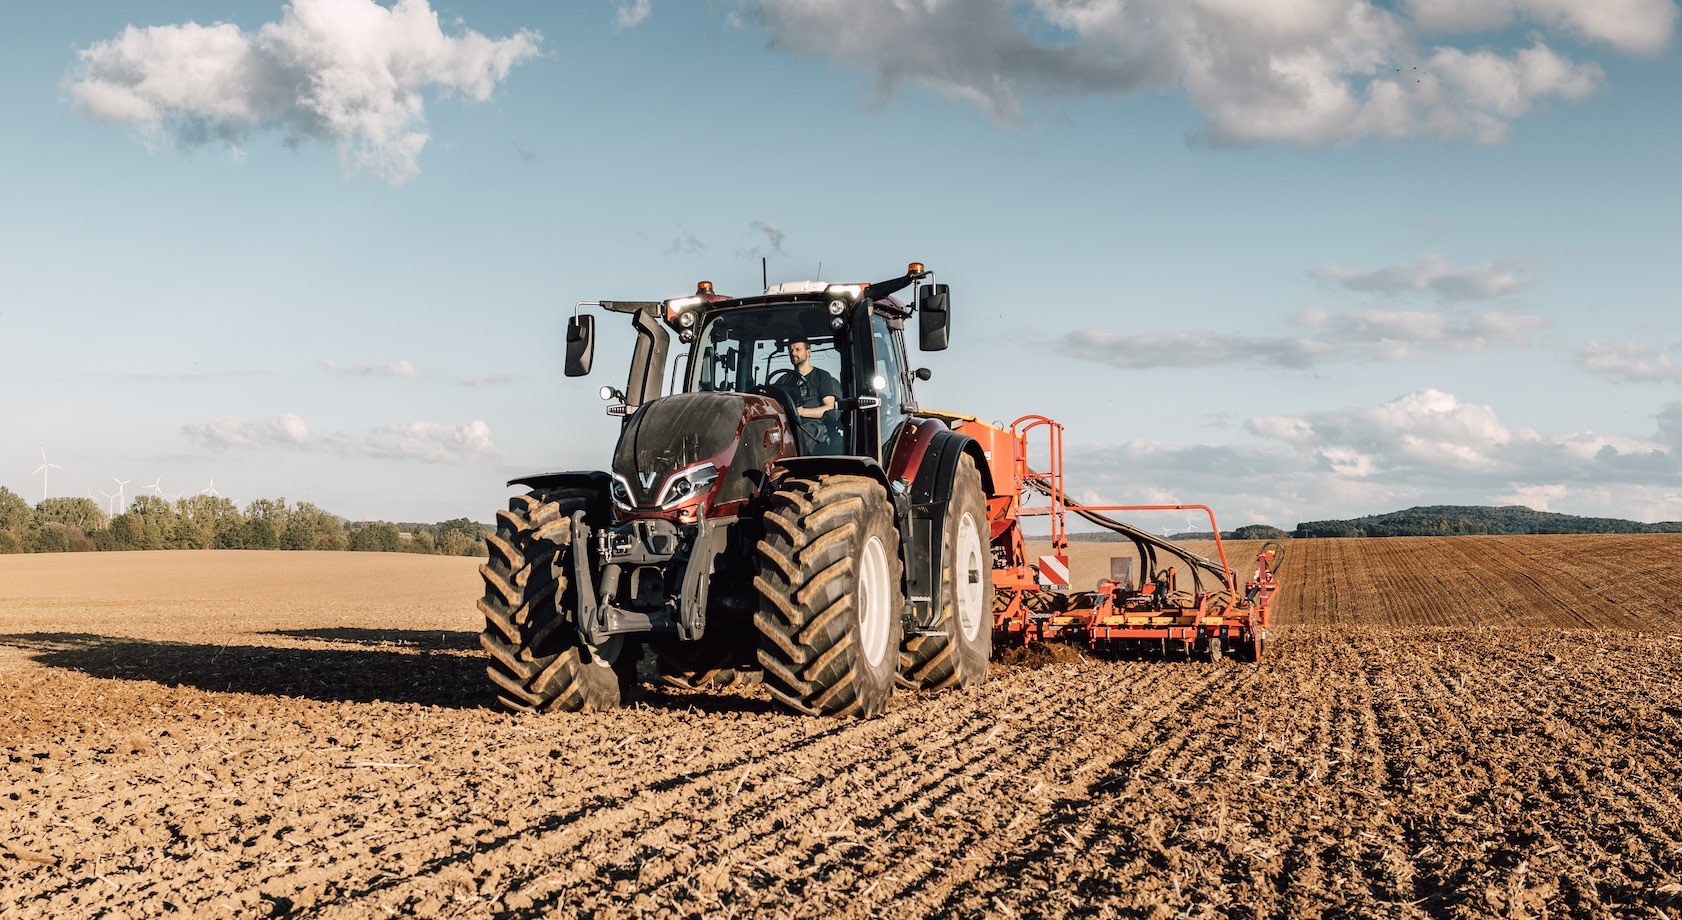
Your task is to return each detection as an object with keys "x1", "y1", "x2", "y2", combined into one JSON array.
[{"x1": 3, "y1": 538, "x2": 1681, "y2": 917}]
